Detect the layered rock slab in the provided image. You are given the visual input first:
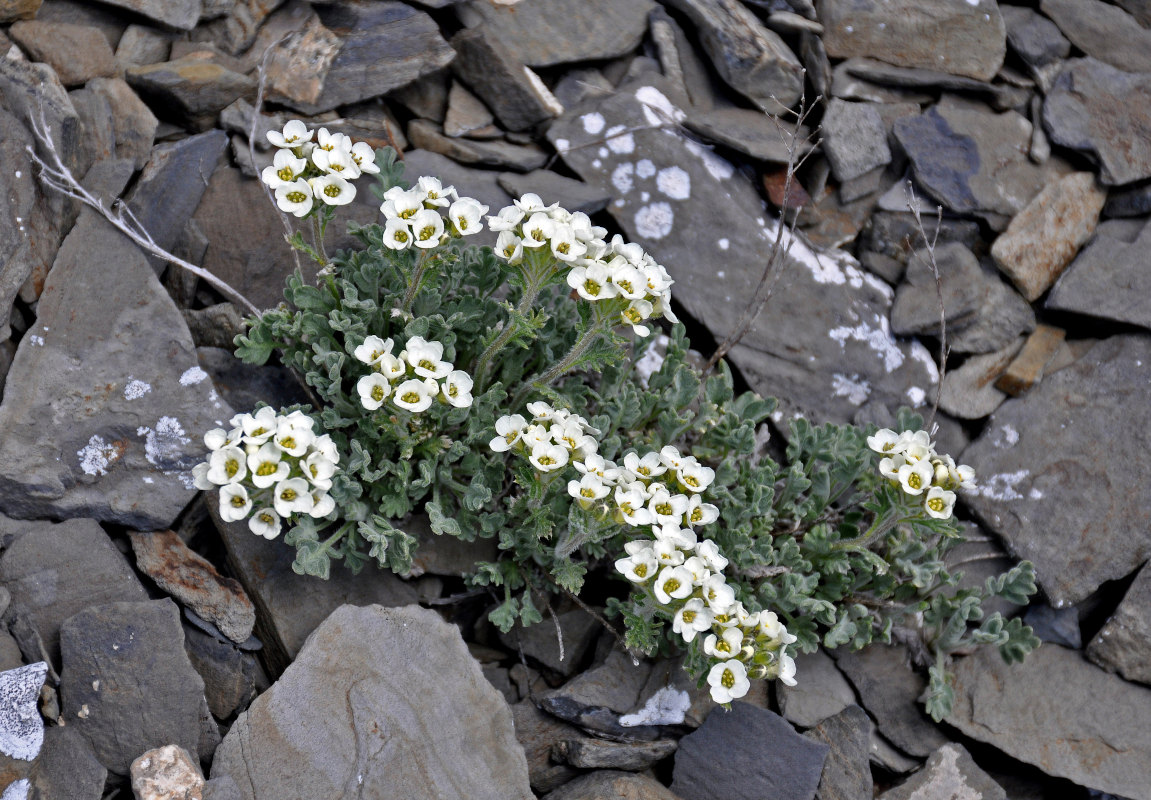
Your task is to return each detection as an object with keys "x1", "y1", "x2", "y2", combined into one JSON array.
[{"x1": 211, "y1": 604, "x2": 534, "y2": 800}]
